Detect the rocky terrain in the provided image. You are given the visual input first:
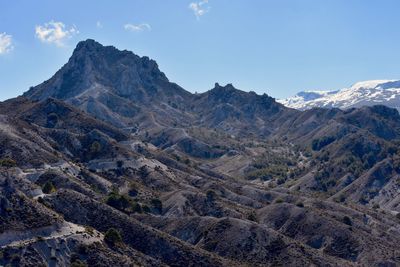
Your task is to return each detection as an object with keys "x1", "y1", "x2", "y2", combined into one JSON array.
[{"x1": 1, "y1": 39, "x2": 400, "y2": 266}]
